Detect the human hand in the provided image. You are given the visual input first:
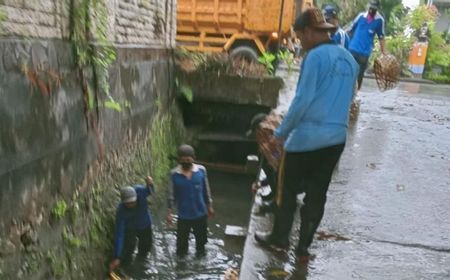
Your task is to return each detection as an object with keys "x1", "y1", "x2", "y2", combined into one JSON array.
[
  {"x1": 207, "y1": 206, "x2": 215, "y2": 218},
  {"x1": 251, "y1": 182, "x2": 260, "y2": 194},
  {"x1": 145, "y1": 176, "x2": 153, "y2": 186},
  {"x1": 109, "y1": 259, "x2": 120, "y2": 273},
  {"x1": 269, "y1": 136, "x2": 283, "y2": 150},
  {"x1": 166, "y1": 211, "x2": 173, "y2": 226}
]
